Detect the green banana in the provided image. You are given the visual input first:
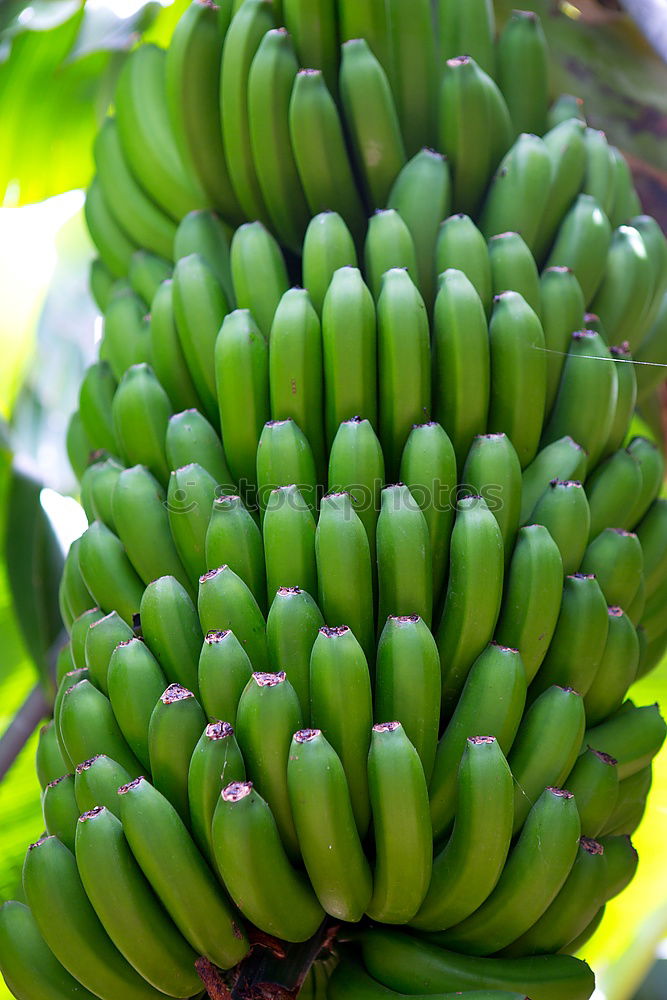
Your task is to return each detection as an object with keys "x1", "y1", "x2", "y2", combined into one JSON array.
[
  {"x1": 412, "y1": 736, "x2": 514, "y2": 933},
  {"x1": 112, "y1": 465, "x2": 192, "y2": 594},
  {"x1": 85, "y1": 180, "x2": 136, "y2": 280},
  {"x1": 316, "y1": 492, "x2": 375, "y2": 659},
  {"x1": 494, "y1": 524, "x2": 564, "y2": 683},
  {"x1": 328, "y1": 416, "x2": 385, "y2": 566},
  {"x1": 461, "y1": 433, "x2": 522, "y2": 561},
  {"x1": 487, "y1": 290, "x2": 547, "y2": 468},
  {"x1": 70, "y1": 608, "x2": 105, "y2": 672},
  {"x1": 534, "y1": 119, "x2": 588, "y2": 264},
  {"x1": 321, "y1": 266, "x2": 377, "y2": 444},
  {"x1": 74, "y1": 755, "x2": 131, "y2": 818},
  {"x1": 54, "y1": 668, "x2": 89, "y2": 771},
  {"x1": 488, "y1": 232, "x2": 541, "y2": 317},
  {"x1": 437, "y1": 496, "x2": 505, "y2": 713},
  {"x1": 385, "y1": 0, "x2": 437, "y2": 155},
  {"x1": 269, "y1": 286, "x2": 325, "y2": 476},
  {"x1": 173, "y1": 251, "x2": 229, "y2": 422},
  {"x1": 436, "y1": 215, "x2": 492, "y2": 316},
  {"x1": 198, "y1": 565, "x2": 268, "y2": 671},
  {"x1": 55, "y1": 643, "x2": 76, "y2": 686},
  {"x1": 548, "y1": 93, "x2": 586, "y2": 128},
  {"x1": 565, "y1": 747, "x2": 619, "y2": 839},
  {"x1": 205, "y1": 494, "x2": 266, "y2": 610},
  {"x1": 118, "y1": 775, "x2": 249, "y2": 968},
  {"x1": 635, "y1": 497, "x2": 667, "y2": 595},
  {"x1": 80, "y1": 457, "x2": 123, "y2": 532},
  {"x1": 634, "y1": 292, "x2": 667, "y2": 402},
  {"x1": 211, "y1": 781, "x2": 324, "y2": 941},
  {"x1": 23, "y1": 835, "x2": 164, "y2": 1000},
  {"x1": 289, "y1": 69, "x2": 366, "y2": 243},
  {"x1": 107, "y1": 638, "x2": 166, "y2": 771},
  {"x1": 541, "y1": 328, "x2": 617, "y2": 470},
  {"x1": 230, "y1": 221, "x2": 289, "y2": 339},
  {"x1": 283, "y1": 0, "x2": 338, "y2": 93},
  {"x1": 377, "y1": 483, "x2": 433, "y2": 629},
  {"x1": 337, "y1": 0, "x2": 389, "y2": 68},
  {"x1": 220, "y1": 0, "x2": 274, "y2": 223},
  {"x1": 400, "y1": 422, "x2": 457, "y2": 605},
  {"x1": 601, "y1": 765, "x2": 652, "y2": 837},
  {"x1": 497, "y1": 10, "x2": 549, "y2": 136},
  {"x1": 375, "y1": 615, "x2": 441, "y2": 784},
  {"x1": 328, "y1": 956, "x2": 529, "y2": 1000},
  {"x1": 148, "y1": 684, "x2": 206, "y2": 823},
  {"x1": 102, "y1": 288, "x2": 152, "y2": 382},
  {"x1": 365, "y1": 209, "x2": 419, "y2": 301},
  {"x1": 302, "y1": 211, "x2": 358, "y2": 316},
  {"x1": 198, "y1": 629, "x2": 253, "y2": 726},
  {"x1": 603, "y1": 343, "x2": 637, "y2": 458},
  {"x1": 59, "y1": 540, "x2": 95, "y2": 628},
  {"x1": 429, "y1": 642, "x2": 527, "y2": 840},
  {"x1": 584, "y1": 702, "x2": 667, "y2": 780},
  {"x1": 580, "y1": 527, "x2": 643, "y2": 610},
  {"x1": 60, "y1": 679, "x2": 142, "y2": 777},
  {"x1": 235, "y1": 670, "x2": 302, "y2": 856},
  {"x1": 584, "y1": 607, "x2": 640, "y2": 726},
  {"x1": 520, "y1": 437, "x2": 588, "y2": 525},
  {"x1": 167, "y1": 463, "x2": 218, "y2": 586},
  {"x1": 599, "y1": 834, "x2": 639, "y2": 899},
  {"x1": 149, "y1": 281, "x2": 201, "y2": 414},
  {"x1": 387, "y1": 149, "x2": 451, "y2": 310},
  {"x1": 166, "y1": 408, "x2": 234, "y2": 489},
  {"x1": 263, "y1": 485, "x2": 317, "y2": 603},
  {"x1": 256, "y1": 418, "x2": 318, "y2": 516},
  {"x1": 365, "y1": 721, "x2": 432, "y2": 923},
  {"x1": 36, "y1": 721, "x2": 67, "y2": 790},
  {"x1": 609, "y1": 147, "x2": 642, "y2": 227},
  {"x1": 437, "y1": 0, "x2": 495, "y2": 77},
  {"x1": 187, "y1": 720, "x2": 245, "y2": 862},
  {"x1": 581, "y1": 128, "x2": 615, "y2": 216},
  {"x1": 173, "y1": 208, "x2": 235, "y2": 307},
  {"x1": 309, "y1": 625, "x2": 373, "y2": 837},
  {"x1": 74, "y1": 806, "x2": 201, "y2": 998},
  {"x1": 165, "y1": 0, "x2": 242, "y2": 223},
  {"x1": 546, "y1": 194, "x2": 612, "y2": 305},
  {"x1": 78, "y1": 361, "x2": 119, "y2": 457},
  {"x1": 529, "y1": 480, "x2": 590, "y2": 576},
  {"x1": 42, "y1": 774, "x2": 79, "y2": 853},
  {"x1": 128, "y1": 251, "x2": 171, "y2": 312},
  {"x1": 78, "y1": 521, "x2": 144, "y2": 626},
  {"x1": 627, "y1": 436, "x2": 665, "y2": 528},
  {"x1": 140, "y1": 575, "x2": 202, "y2": 695},
  {"x1": 508, "y1": 685, "x2": 586, "y2": 833},
  {"x1": 377, "y1": 267, "x2": 431, "y2": 478},
  {"x1": 287, "y1": 729, "x2": 373, "y2": 921},
  {"x1": 590, "y1": 224, "x2": 652, "y2": 350},
  {"x1": 530, "y1": 574, "x2": 609, "y2": 699},
  {"x1": 266, "y1": 586, "x2": 323, "y2": 721},
  {"x1": 585, "y1": 447, "x2": 642, "y2": 540},
  {"x1": 66, "y1": 410, "x2": 94, "y2": 484},
  {"x1": 479, "y1": 133, "x2": 553, "y2": 252},
  {"x1": 215, "y1": 308, "x2": 270, "y2": 490}
]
